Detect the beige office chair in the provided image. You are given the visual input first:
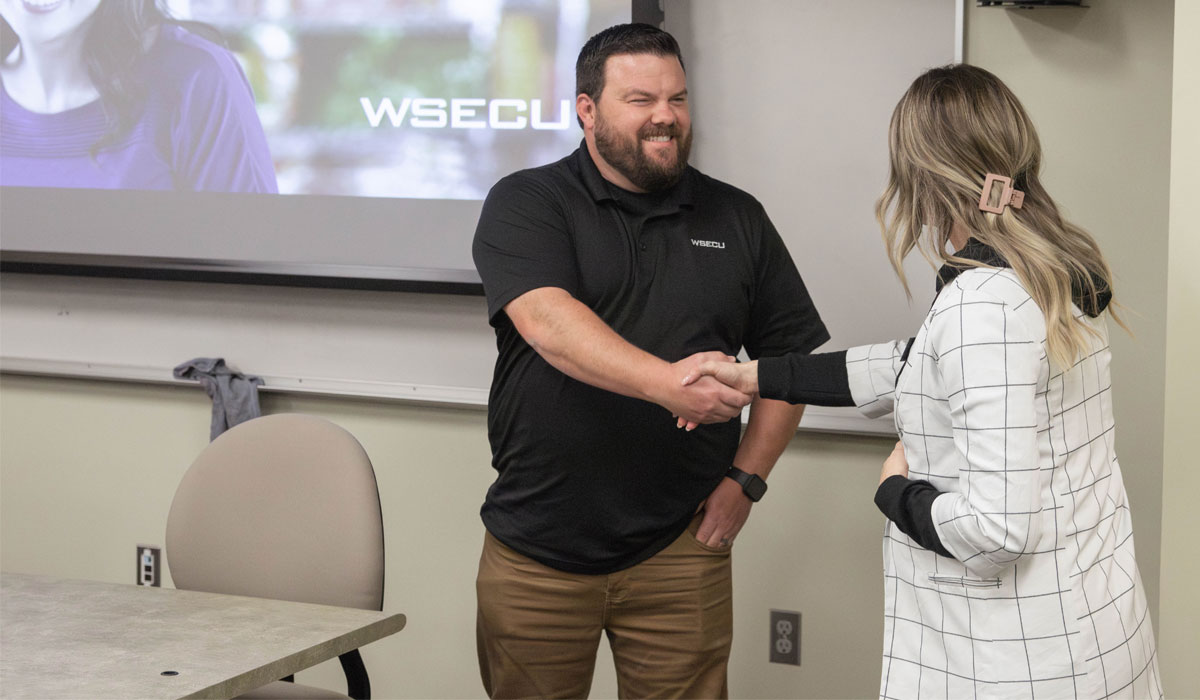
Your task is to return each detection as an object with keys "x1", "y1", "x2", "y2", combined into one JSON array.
[{"x1": 166, "y1": 414, "x2": 385, "y2": 700}]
